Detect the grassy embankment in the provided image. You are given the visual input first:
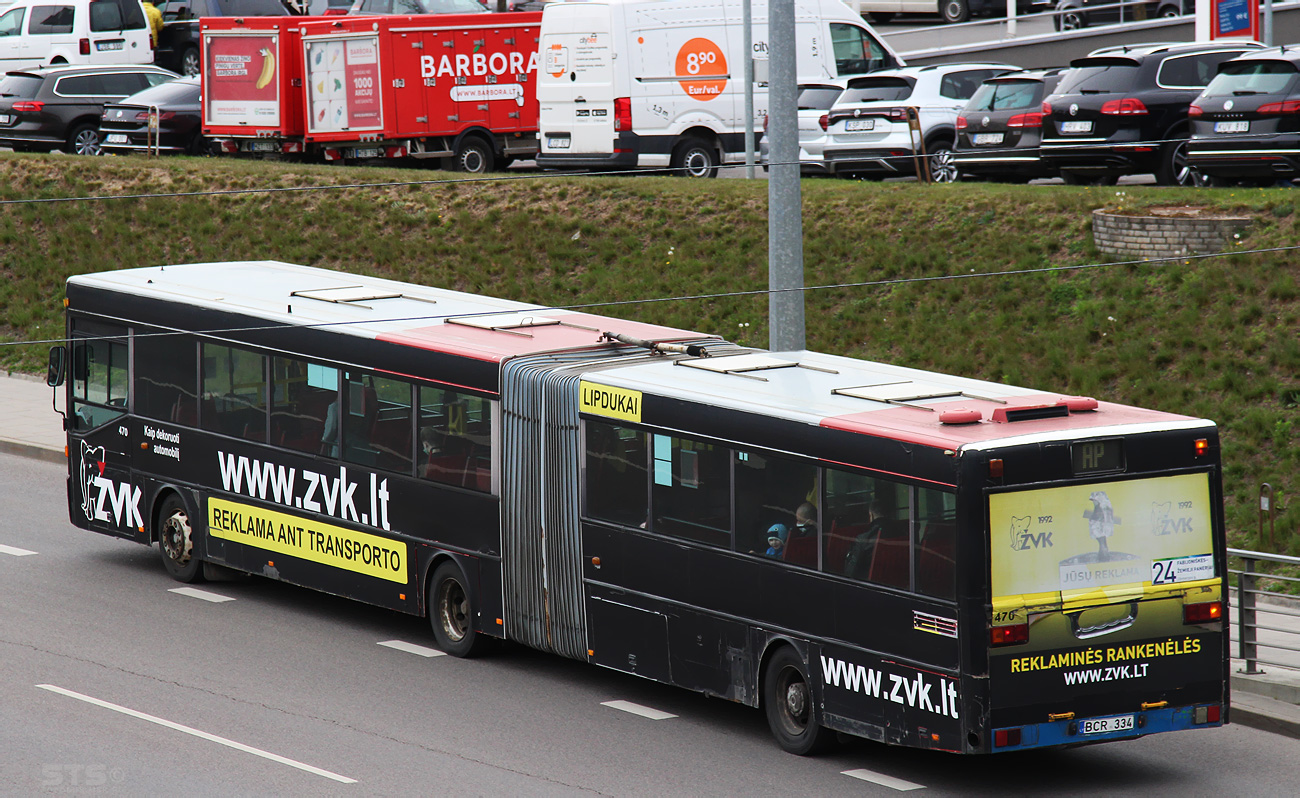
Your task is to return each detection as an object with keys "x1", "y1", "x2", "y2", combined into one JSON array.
[{"x1": 0, "y1": 153, "x2": 1295, "y2": 568}]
